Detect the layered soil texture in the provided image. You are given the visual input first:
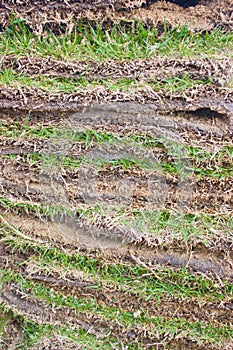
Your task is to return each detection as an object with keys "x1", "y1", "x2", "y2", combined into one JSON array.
[
  {"x1": 0, "y1": 1, "x2": 233, "y2": 349},
  {"x1": 0, "y1": 0, "x2": 233, "y2": 32}
]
